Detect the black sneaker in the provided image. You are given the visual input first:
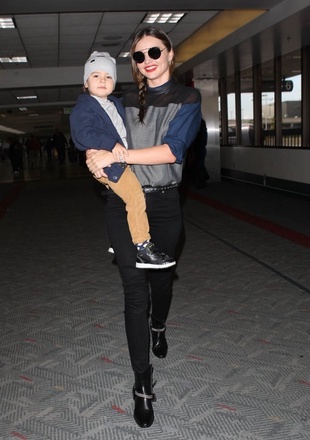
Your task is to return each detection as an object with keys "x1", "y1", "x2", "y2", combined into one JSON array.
[{"x1": 136, "y1": 242, "x2": 176, "y2": 269}]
